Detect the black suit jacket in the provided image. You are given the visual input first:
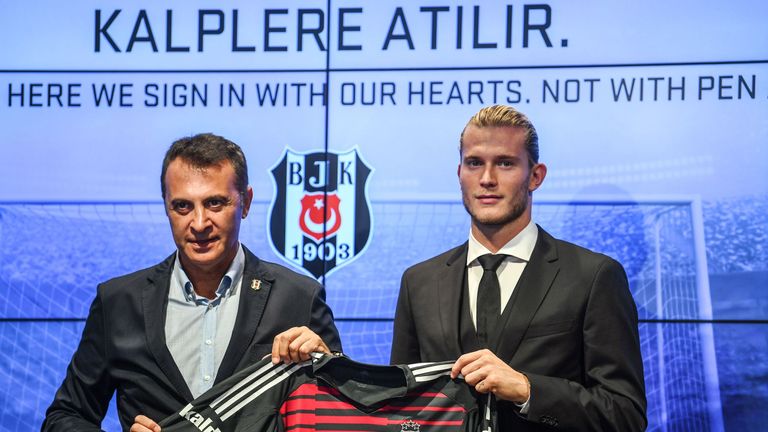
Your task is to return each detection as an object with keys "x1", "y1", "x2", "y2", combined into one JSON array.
[
  {"x1": 42, "y1": 246, "x2": 341, "y2": 431},
  {"x1": 391, "y1": 227, "x2": 646, "y2": 431}
]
